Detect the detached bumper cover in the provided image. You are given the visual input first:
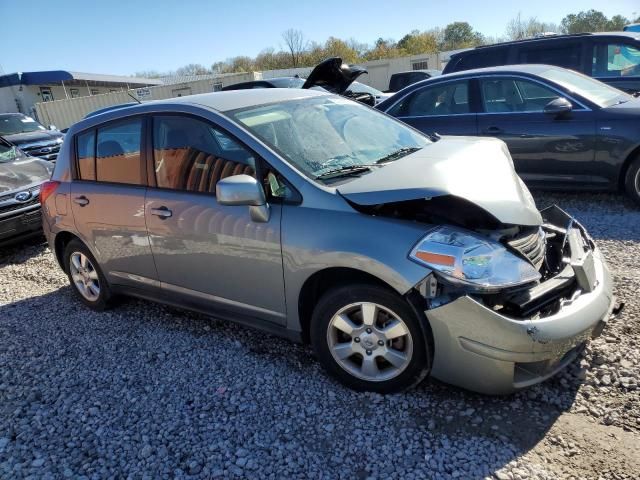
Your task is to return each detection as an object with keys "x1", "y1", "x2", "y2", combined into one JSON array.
[{"x1": 426, "y1": 247, "x2": 614, "y2": 395}]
